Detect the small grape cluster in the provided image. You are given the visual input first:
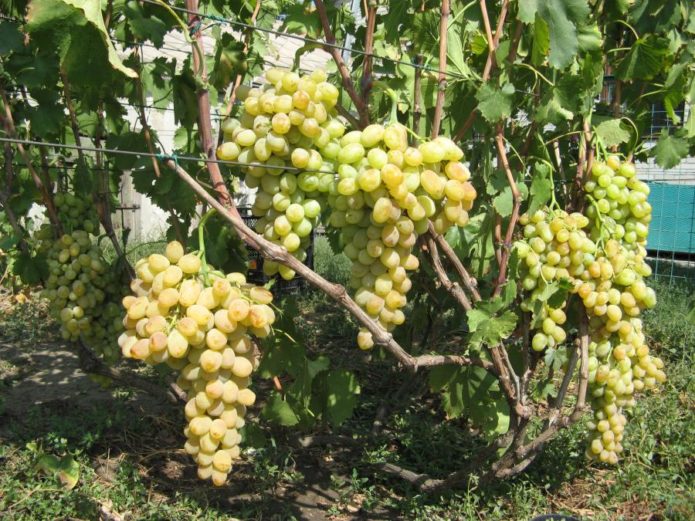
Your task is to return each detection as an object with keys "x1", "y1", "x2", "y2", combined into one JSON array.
[
  {"x1": 217, "y1": 68, "x2": 342, "y2": 280},
  {"x1": 584, "y1": 156, "x2": 651, "y2": 247},
  {"x1": 327, "y1": 124, "x2": 476, "y2": 349},
  {"x1": 54, "y1": 191, "x2": 100, "y2": 234},
  {"x1": 515, "y1": 209, "x2": 593, "y2": 351},
  {"x1": 119, "y1": 241, "x2": 275, "y2": 486},
  {"x1": 41, "y1": 230, "x2": 123, "y2": 362}
]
